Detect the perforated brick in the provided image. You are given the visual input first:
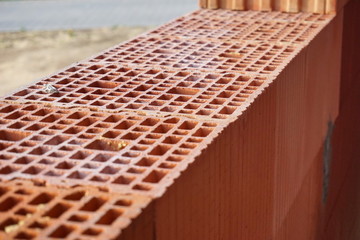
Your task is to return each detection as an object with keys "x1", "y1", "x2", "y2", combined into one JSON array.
[
  {"x1": 87, "y1": 38, "x2": 297, "y2": 75},
  {"x1": 147, "y1": 18, "x2": 327, "y2": 45},
  {"x1": 0, "y1": 7, "x2": 335, "y2": 240},
  {"x1": 0, "y1": 103, "x2": 223, "y2": 197},
  {"x1": 5, "y1": 63, "x2": 271, "y2": 120},
  {"x1": 0, "y1": 179, "x2": 150, "y2": 240},
  {"x1": 188, "y1": 9, "x2": 334, "y2": 23}
]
